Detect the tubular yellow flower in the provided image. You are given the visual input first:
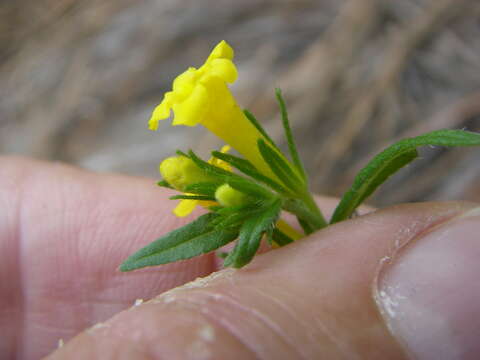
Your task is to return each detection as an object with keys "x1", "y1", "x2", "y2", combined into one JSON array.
[
  {"x1": 159, "y1": 146, "x2": 232, "y2": 217},
  {"x1": 149, "y1": 40, "x2": 274, "y2": 178}
]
